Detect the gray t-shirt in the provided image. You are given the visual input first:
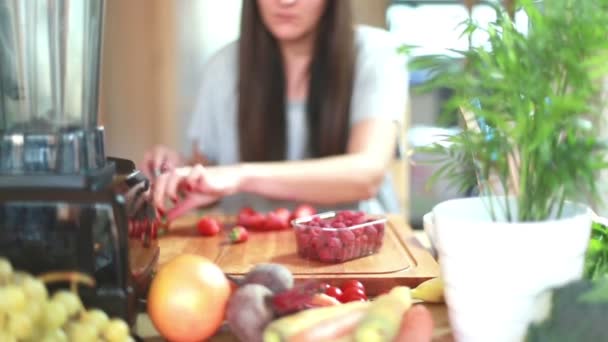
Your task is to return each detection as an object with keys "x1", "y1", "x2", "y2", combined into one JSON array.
[{"x1": 188, "y1": 25, "x2": 409, "y2": 214}]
